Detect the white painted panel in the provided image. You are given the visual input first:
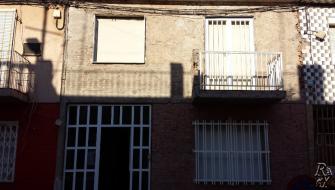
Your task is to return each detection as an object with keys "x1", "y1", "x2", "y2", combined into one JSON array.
[{"x1": 95, "y1": 18, "x2": 145, "y2": 63}]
